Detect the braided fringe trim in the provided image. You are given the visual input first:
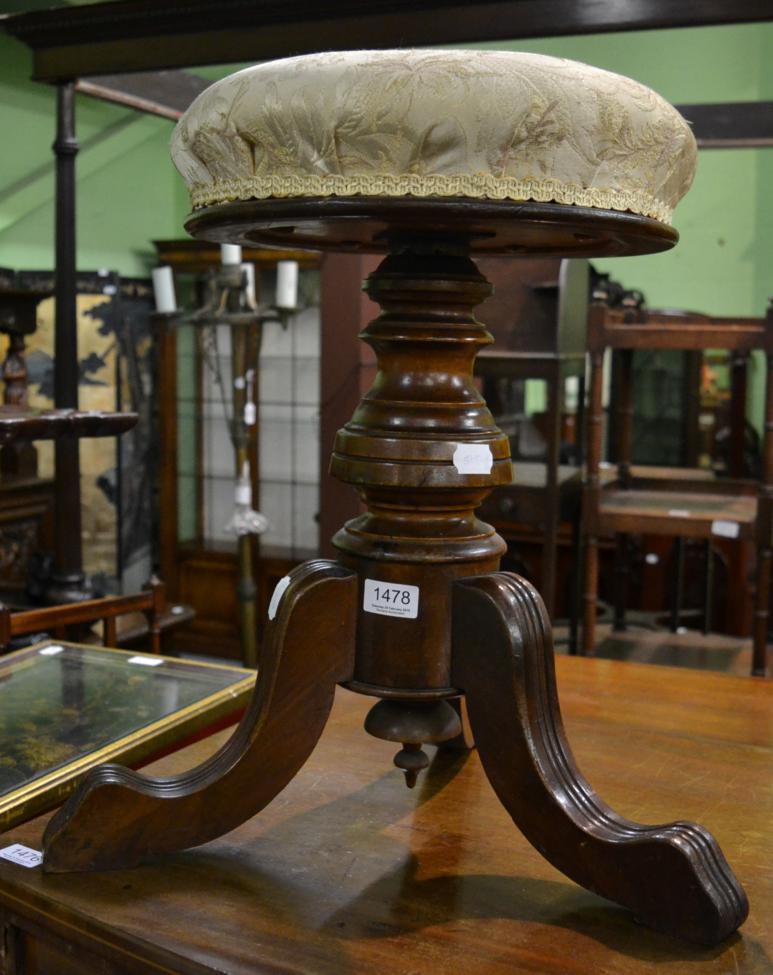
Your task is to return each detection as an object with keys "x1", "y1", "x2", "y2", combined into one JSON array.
[{"x1": 189, "y1": 173, "x2": 673, "y2": 224}]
